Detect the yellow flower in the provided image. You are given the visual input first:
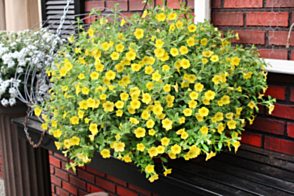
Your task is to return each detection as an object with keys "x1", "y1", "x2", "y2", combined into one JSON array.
[
  {"x1": 142, "y1": 10, "x2": 148, "y2": 18},
  {"x1": 85, "y1": 118, "x2": 91, "y2": 124},
  {"x1": 134, "y1": 127, "x2": 146, "y2": 138},
  {"x1": 64, "y1": 139, "x2": 72, "y2": 149},
  {"x1": 123, "y1": 155, "x2": 132, "y2": 163},
  {"x1": 144, "y1": 65, "x2": 154, "y2": 75},
  {"x1": 215, "y1": 112, "x2": 224, "y2": 121},
  {"x1": 230, "y1": 56, "x2": 241, "y2": 66},
  {"x1": 166, "y1": 94, "x2": 175, "y2": 103},
  {"x1": 161, "y1": 137, "x2": 170, "y2": 146},
  {"x1": 34, "y1": 108, "x2": 42, "y2": 116},
  {"x1": 176, "y1": 20, "x2": 183, "y2": 29},
  {"x1": 81, "y1": 87, "x2": 90, "y2": 95},
  {"x1": 226, "y1": 112, "x2": 234, "y2": 119},
  {"x1": 218, "y1": 123, "x2": 225, "y2": 134},
  {"x1": 188, "y1": 24, "x2": 197, "y2": 32},
  {"x1": 156, "y1": 13, "x2": 166, "y2": 21},
  {"x1": 198, "y1": 107, "x2": 209, "y2": 116},
  {"x1": 130, "y1": 117, "x2": 139, "y2": 124},
  {"x1": 110, "y1": 52, "x2": 120, "y2": 60},
  {"x1": 244, "y1": 71, "x2": 253, "y2": 79},
  {"x1": 78, "y1": 73, "x2": 85, "y2": 80},
  {"x1": 114, "y1": 101, "x2": 124, "y2": 109},
  {"x1": 188, "y1": 74, "x2": 197, "y2": 83},
  {"x1": 194, "y1": 83, "x2": 204, "y2": 92},
  {"x1": 183, "y1": 108, "x2": 192, "y2": 116},
  {"x1": 233, "y1": 141, "x2": 241, "y2": 153},
  {"x1": 248, "y1": 101, "x2": 255, "y2": 109},
  {"x1": 105, "y1": 70, "x2": 116, "y2": 80},
  {"x1": 53, "y1": 129, "x2": 62, "y2": 138},
  {"x1": 131, "y1": 63, "x2": 141, "y2": 72},
  {"x1": 206, "y1": 151, "x2": 216, "y2": 161},
  {"x1": 171, "y1": 144, "x2": 181, "y2": 154},
  {"x1": 168, "y1": 12, "x2": 177, "y2": 20},
  {"x1": 95, "y1": 63, "x2": 104, "y2": 72},
  {"x1": 180, "y1": 59, "x2": 190, "y2": 69},
  {"x1": 162, "y1": 65, "x2": 170, "y2": 71},
  {"x1": 59, "y1": 68, "x2": 67, "y2": 77},
  {"x1": 101, "y1": 42, "x2": 110, "y2": 51},
  {"x1": 202, "y1": 51, "x2": 213, "y2": 57},
  {"x1": 169, "y1": 24, "x2": 176, "y2": 31},
  {"x1": 154, "y1": 48, "x2": 165, "y2": 58},
  {"x1": 103, "y1": 101, "x2": 114, "y2": 112},
  {"x1": 120, "y1": 92, "x2": 129, "y2": 101},
  {"x1": 130, "y1": 100, "x2": 141, "y2": 109},
  {"x1": 179, "y1": 46, "x2": 188, "y2": 55},
  {"x1": 116, "y1": 110, "x2": 123, "y2": 117},
  {"x1": 114, "y1": 141, "x2": 125, "y2": 152},
  {"x1": 227, "y1": 119, "x2": 237, "y2": 129},
  {"x1": 141, "y1": 93, "x2": 151, "y2": 104},
  {"x1": 115, "y1": 44, "x2": 124, "y2": 53},
  {"x1": 67, "y1": 34, "x2": 74, "y2": 43},
  {"x1": 148, "y1": 147, "x2": 158, "y2": 157},
  {"x1": 70, "y1": 116, "x2": 79, "y2": 125},
  {"x1": 212, "y1": 75, "x2": 221, "y2": 85},
  {"x1": 70, "y1": 136, "x2": 80, "y2": 146},
  {"x1": 221, "y1": 95, "x2": 230, "y2": 105},
  {"x1": 188, "y1": 100, "x2": 197, "y2": 109},
  {"x1": 134, "y1": 28, "x2": 144, "y2": 39},
  {"x1": 210, "y1": 55, "x2": 219, "y2": 62},
  {"x1": 269, "y1": 104, "x2": 275, "y2": 115},
  {"x1": 162, "y1": 118, "x2": 173, "y2": 130},
  {"x1": 155, "y1": 39, "x2": 164, "y2": 48},
  {"x1": 189, "y1": 91, "x2": 199, "y2": 100},
  {"x1": 186, "y1": 37, "x2": 195, "y2": 47},
  {"x1": 126, "y1": 51, "x2": 136, "y2": 60},
  {"x1": 145, "y1": 165, "x2": 154, "y2": 173},
  {"x1": 55, "y1": 142, "x2": 62, "y2": 150},
  {"x1": 181, "y1": 132, "x2": 189, "y2": 139},
  {"x1": 200, "y1": 126, "x2": 208, "y2": 135},
  {"x1": 152, "y1": 70, "x2": 161, "y2": 81},
  {"x1": 205, "y1": 90, "x2": 216, "y2": 100},
  {"x1": 201, "y1": 38, "x2": 208, "y2": 46},
  {"x1": 89, "y1": 123, "x2": 98, "y2": 135},
  {"x1": 90, "y1": 72, "x2": 99, "y2": 80},
  {"x1": 137, "y1": 143, "x2": 145, "y2": 152},
  {"x1": 101, "y1": 149, "x2": 111, "y2": 158}
]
